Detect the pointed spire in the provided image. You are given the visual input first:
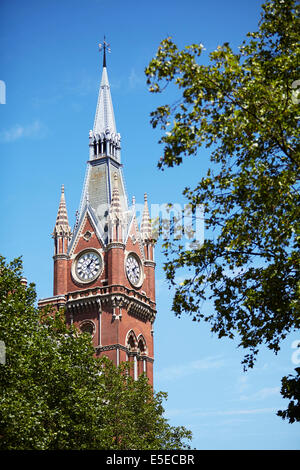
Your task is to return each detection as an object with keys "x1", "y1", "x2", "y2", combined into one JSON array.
[
  {"x1": 69, "y1": 41, "x2": 127, "y2": 253},
  {"x1": 94, "y1": 38, "x2": 116, "y2": 136},
  {"x1": 108, "y1": 173, "x2": 125, "y2": 242},
  {"x1": 141, "y1": 193, "x2": 152, "y2": 241},
  {"x1": 53, "y1": 185, "x2": 72, "y2": 237},
  {"x1": 109, "y1": 173, "x2": 123, "y2": 222}
]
